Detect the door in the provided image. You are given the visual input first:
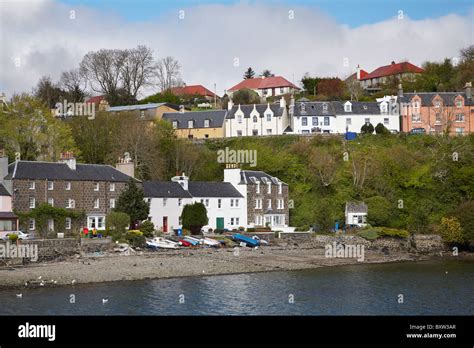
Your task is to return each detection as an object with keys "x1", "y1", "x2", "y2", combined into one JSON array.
[
  {"x1": 216, "y1": 217, "x2": 224, "y2": 229},
  {"x1": 163, "y1": 216, "x2": 168, "y2": 233}
]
